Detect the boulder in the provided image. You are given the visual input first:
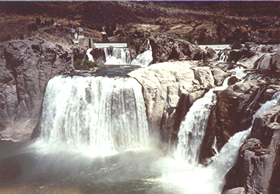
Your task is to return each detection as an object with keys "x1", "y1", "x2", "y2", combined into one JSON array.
[
  {"x1": 193, "y1": 67, "x2": 215, "y2": 89},
  {"x1": 0, "y1": 39, "x2": 78, "y2": 142},
  {"x1": 148, "y1": 35, "x2": 218, "y2": 64},
  {"x1": 235, "y1": 44, "x2": 280, "y2": 70},
  {"x1": 211, "y1": 68, "x2": 231, "y2": 86},
  {"x1": 227, "y1": 48, "x2": 256, "y2": 63},
  {"x1": 128, "y1": 61, "x2": 217, "y2": 143},
  {"x1": 90, "y1": 47, "x2": 105, "y2": 65},
  {"x1": 223, "y1": 106, "x2": 280, "y2": 194}
]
